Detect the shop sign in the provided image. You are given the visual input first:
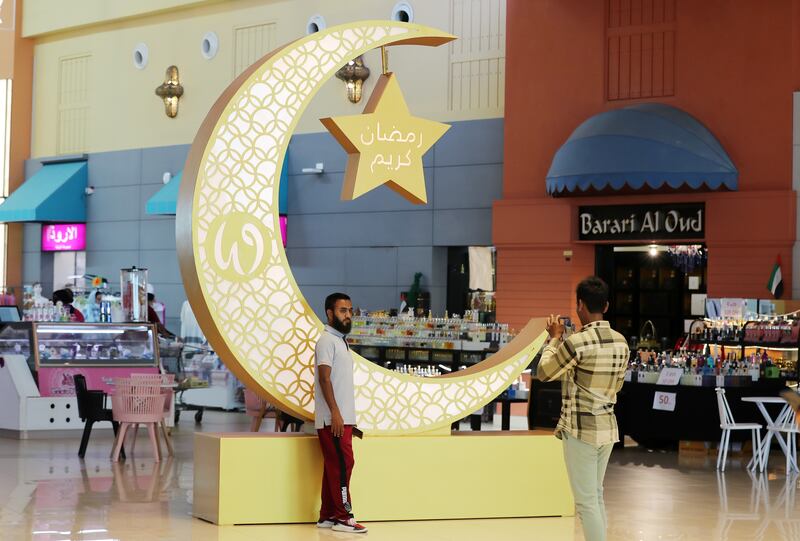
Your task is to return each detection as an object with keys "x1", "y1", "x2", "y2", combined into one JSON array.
[
  {"x1": 652, "y1": 391, "x2": 677, "y2": 412},
  {"x1": 578, "y1": 203, "x2": 704, "y2": 241},
  {"x1": 41, "y1": 223, "x2": 86, "y2": 252}
]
